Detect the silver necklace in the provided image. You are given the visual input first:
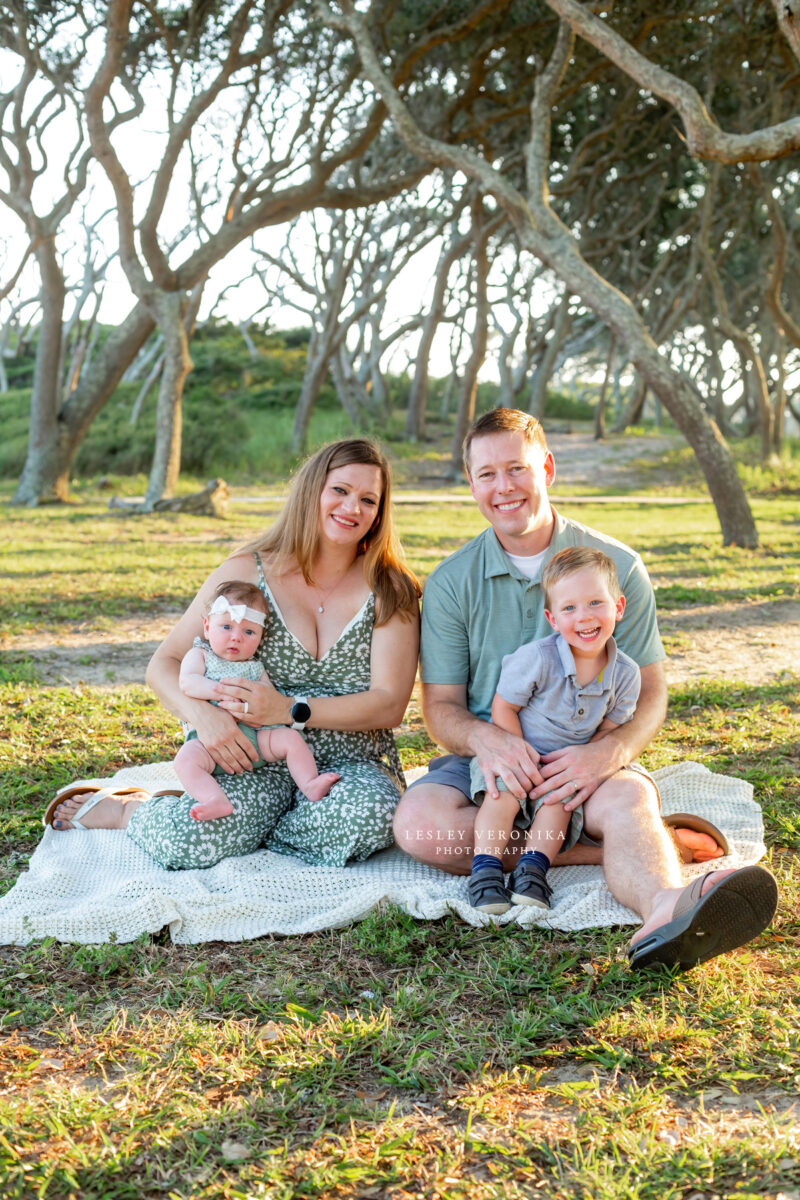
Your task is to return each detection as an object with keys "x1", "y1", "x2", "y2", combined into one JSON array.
[{"x1": 314, "y1": 568, "x2": 350, "y2": 614}]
